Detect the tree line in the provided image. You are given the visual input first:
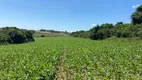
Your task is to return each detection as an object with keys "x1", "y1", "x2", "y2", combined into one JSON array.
[
  {"x1": 0, "y1": 27, "x2": 35, "y2": 44},
  {"x1": 40, "y1": 29, "x2": 69, "y2": 34},
  {"x1": 70, "y1": 5, "x2": 142, "y2": 40}
]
